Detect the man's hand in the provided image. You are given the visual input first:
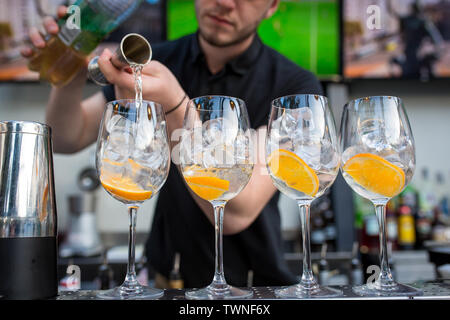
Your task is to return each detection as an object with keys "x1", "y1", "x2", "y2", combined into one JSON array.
[
  {"x1": 20, "y1": 6, "x2": 67, "y2": 59},
  {"x1": 20, "y1": 5, "x2": 107, "y2": 154},
  {"x1": 97, "y1": 49, "x2": 186, "y2": 112}
]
